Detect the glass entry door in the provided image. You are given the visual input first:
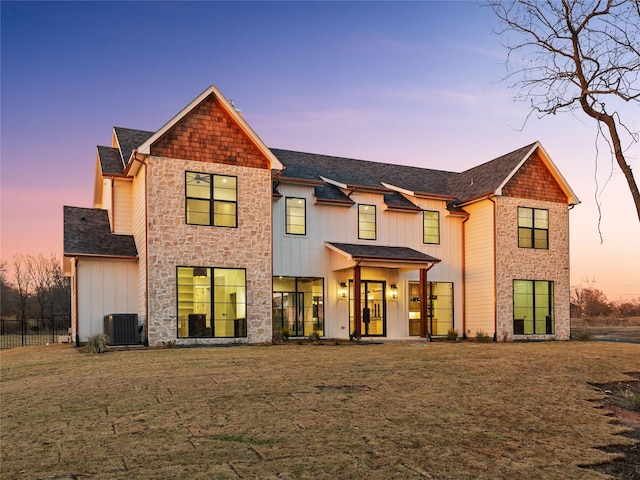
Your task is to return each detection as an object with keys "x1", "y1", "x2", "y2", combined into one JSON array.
[{"x1": 349, "y1": 280, "x2": 386, "y2": 336}]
